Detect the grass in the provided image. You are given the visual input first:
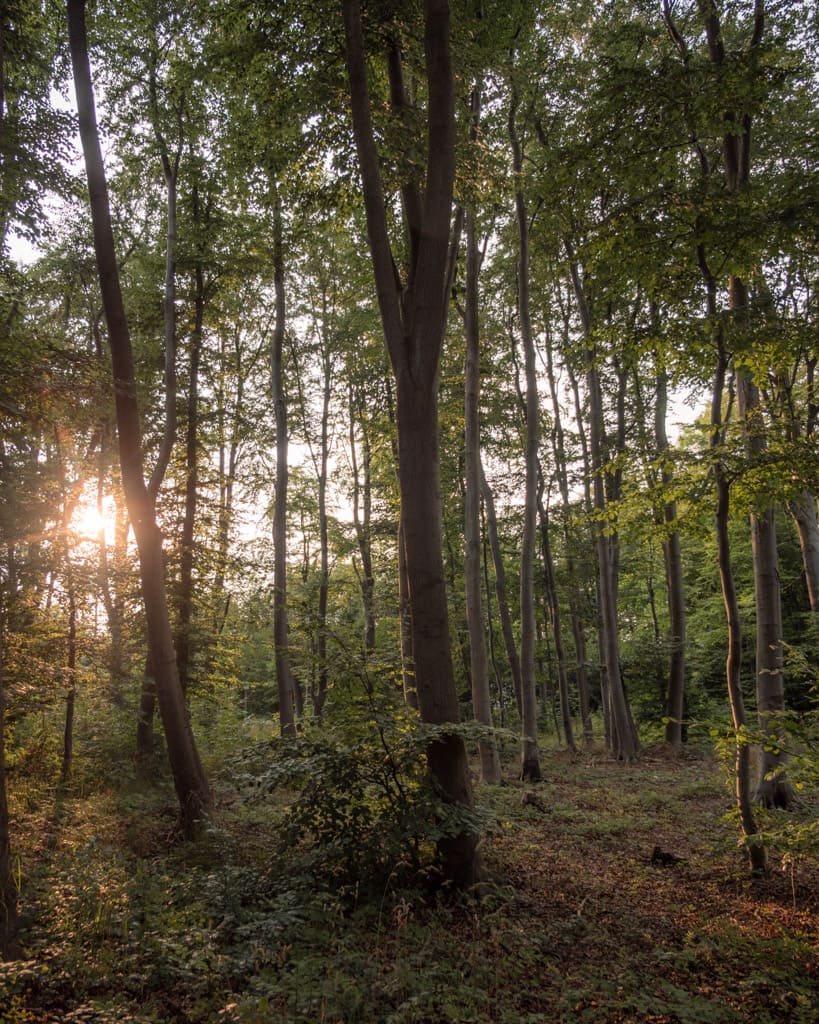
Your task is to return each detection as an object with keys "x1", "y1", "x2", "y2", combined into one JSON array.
[{"x1": 2, "y1": 737, "x2": 817, "y2": 1024}]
